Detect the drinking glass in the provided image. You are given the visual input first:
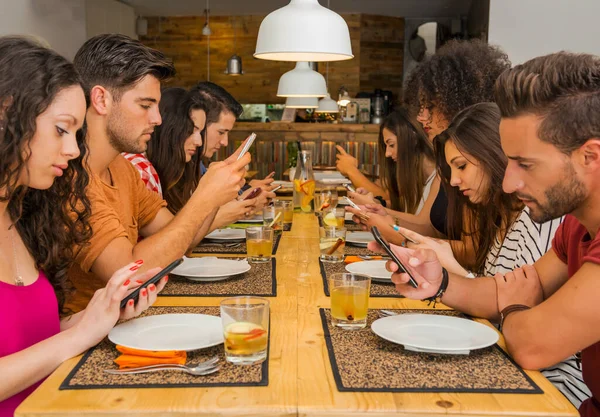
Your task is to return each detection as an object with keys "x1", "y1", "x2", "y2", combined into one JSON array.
[
  {"x1": 322, "y1": 207, "x2": 345, "y2": 228},
  {"x1": 245, "y1": 226, "x2": 273, "y2": 263},
  {"x1": 262, "y1": 205, "x2": 283, "y2": 231},
  {"x1": 319, "y1": 226, "x2": 346, "y2": 263},
  {"x1": 277, "y1": 200, "x2": 294, "y2": 225},
  {"x1": 221, "y1": 296, "x2": 269, "y2": 365},
  {"x1": 329, "y1": 273, "x2": 371, "y2": 329}
]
